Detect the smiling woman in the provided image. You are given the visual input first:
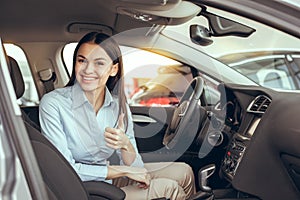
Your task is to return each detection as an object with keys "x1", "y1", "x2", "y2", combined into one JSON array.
[
  {"x1": 1, "y1": 0, "x2": 300, "y2": 199},
  {"x1": 74, "y1": 42, "x2": 119, "y2": 106},
  {"x1": 39, "y1": 32, "x2": 196, "y2": 200}
]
